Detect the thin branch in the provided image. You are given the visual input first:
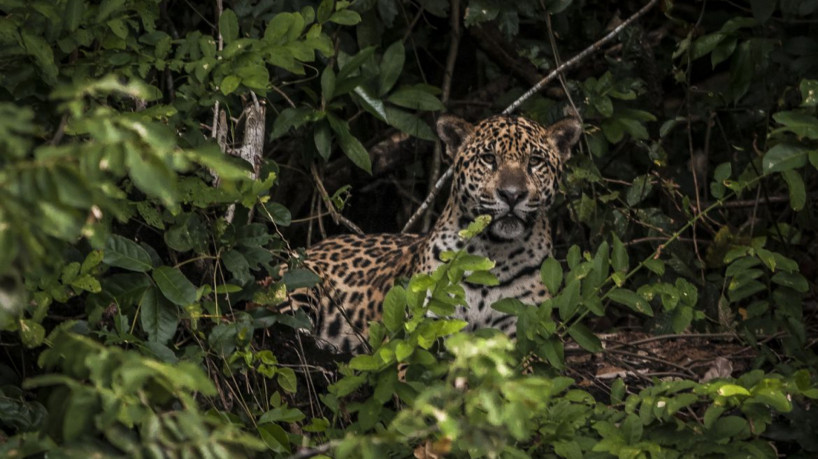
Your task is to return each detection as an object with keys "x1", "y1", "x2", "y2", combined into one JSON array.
[
  {"x1": 402, "y1": 0, "x2": 660, "y2": 233},
  {"x1": 310, "y1": 163, "x2": 364, "y2": 236},
  {"x1": 503, "y1": 0, "x2": 661, "y2": 115},
  {"x1": 422, "y1": 0, "x2": 461, "y2": 232}
]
